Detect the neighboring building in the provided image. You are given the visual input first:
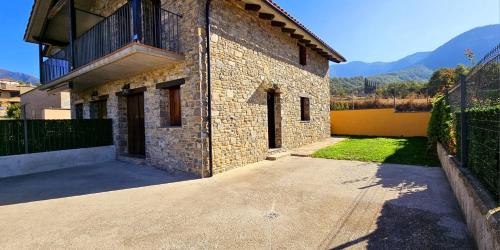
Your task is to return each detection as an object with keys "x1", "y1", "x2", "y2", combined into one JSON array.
[
  {"x1": 20, "y1": 87, "x2": 71, "y2": 119},
  {"x1": 24, "y1": 0, "x2": 346, "y2": 176},
  {"x1": 0, "y1": 79, "x2": 34, "y2": 117}
]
